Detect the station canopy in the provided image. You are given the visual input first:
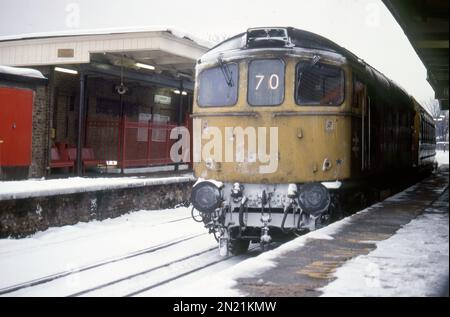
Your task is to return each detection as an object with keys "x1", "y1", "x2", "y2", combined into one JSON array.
[
  {"x1": 383, "y1": 0, "x2": 449, "y2": 110},
  {"x1": 0, "y1": 27, "x2": 211, "y2": 90}
]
